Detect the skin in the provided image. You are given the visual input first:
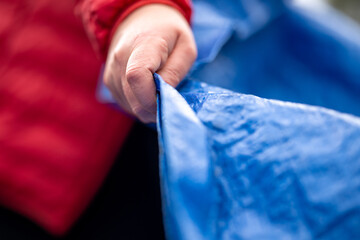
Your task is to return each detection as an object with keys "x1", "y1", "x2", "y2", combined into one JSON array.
[{"x1": 104, "y1": 4, "x2": 197, "y2": 123}]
